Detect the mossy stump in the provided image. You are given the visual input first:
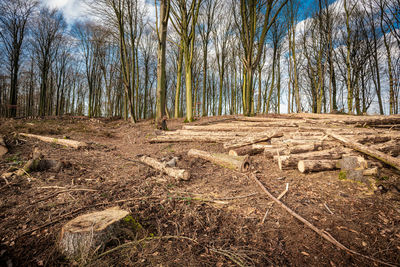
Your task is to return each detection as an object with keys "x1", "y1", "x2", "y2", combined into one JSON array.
[{"x1": 58, "y1": 207, "x2": 129, "y2": 261}]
